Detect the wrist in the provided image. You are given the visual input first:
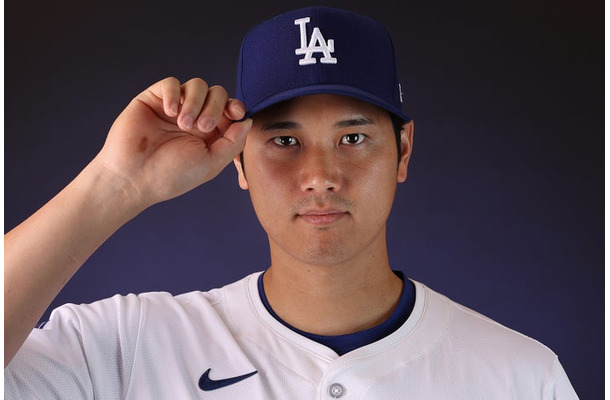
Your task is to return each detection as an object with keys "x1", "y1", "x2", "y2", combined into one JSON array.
[{"x1": 75, "y1": 158, "x2": 149, "y2": 226}]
